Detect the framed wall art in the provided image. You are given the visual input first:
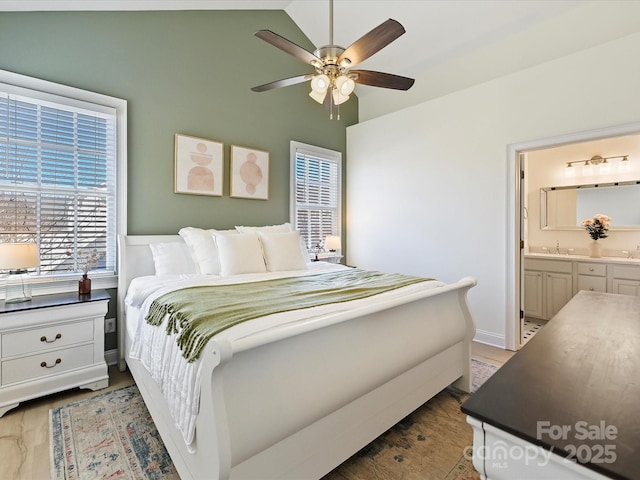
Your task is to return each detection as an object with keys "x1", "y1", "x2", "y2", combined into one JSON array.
[
  {"x1": 174, "y1": 134, "x2": 223, "y2": 196},
  {"x1": 230, "y1": 145, "x2": 269, "y2": 200}
]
